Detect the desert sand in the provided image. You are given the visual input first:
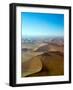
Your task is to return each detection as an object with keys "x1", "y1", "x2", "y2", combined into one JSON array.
[{"x1": 21, "y1": 37, "x2": 64, "y2": 77}]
